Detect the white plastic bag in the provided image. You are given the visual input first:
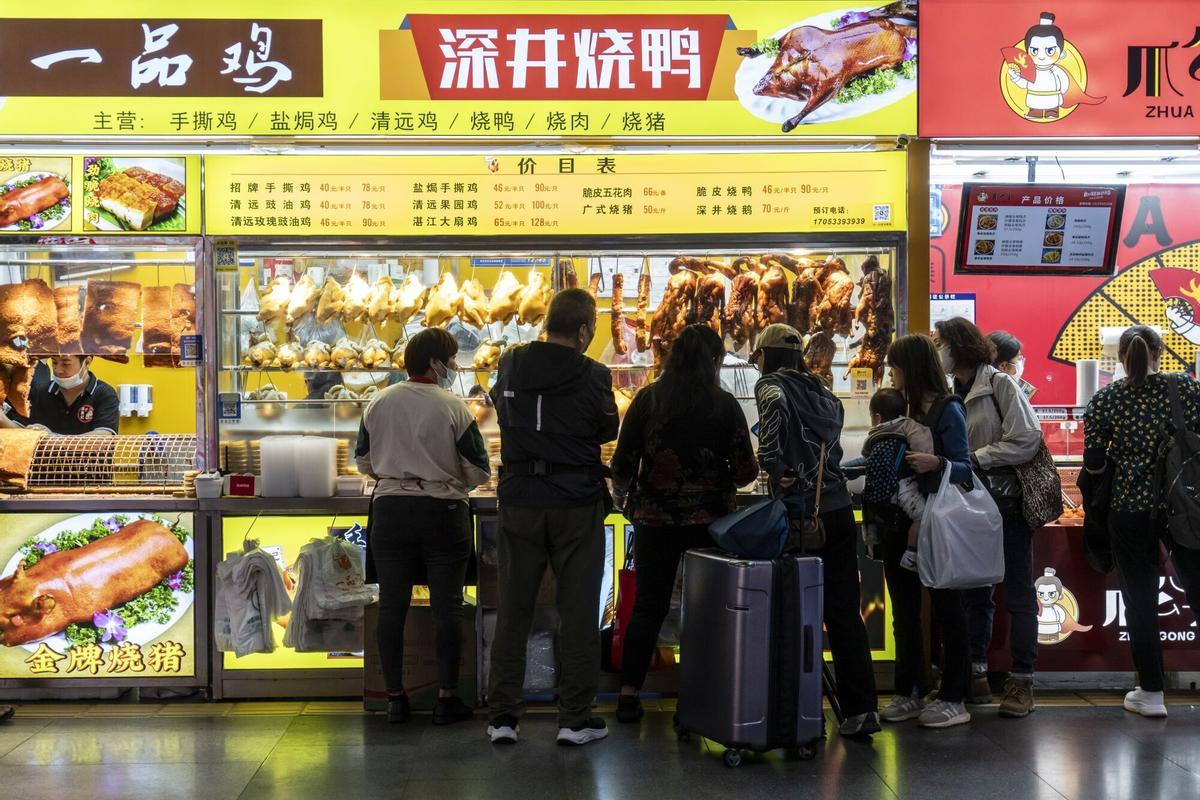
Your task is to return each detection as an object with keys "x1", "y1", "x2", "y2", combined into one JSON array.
[
  {"x1": 285, "y1": 537, "x2": 378, "y2": 653},
  {"x1": 917, "y1": 468, "x2": 1005, "y2": 590},
  {"x1": 215, "y1": 546, "x2": 293, "y2": 656}
]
